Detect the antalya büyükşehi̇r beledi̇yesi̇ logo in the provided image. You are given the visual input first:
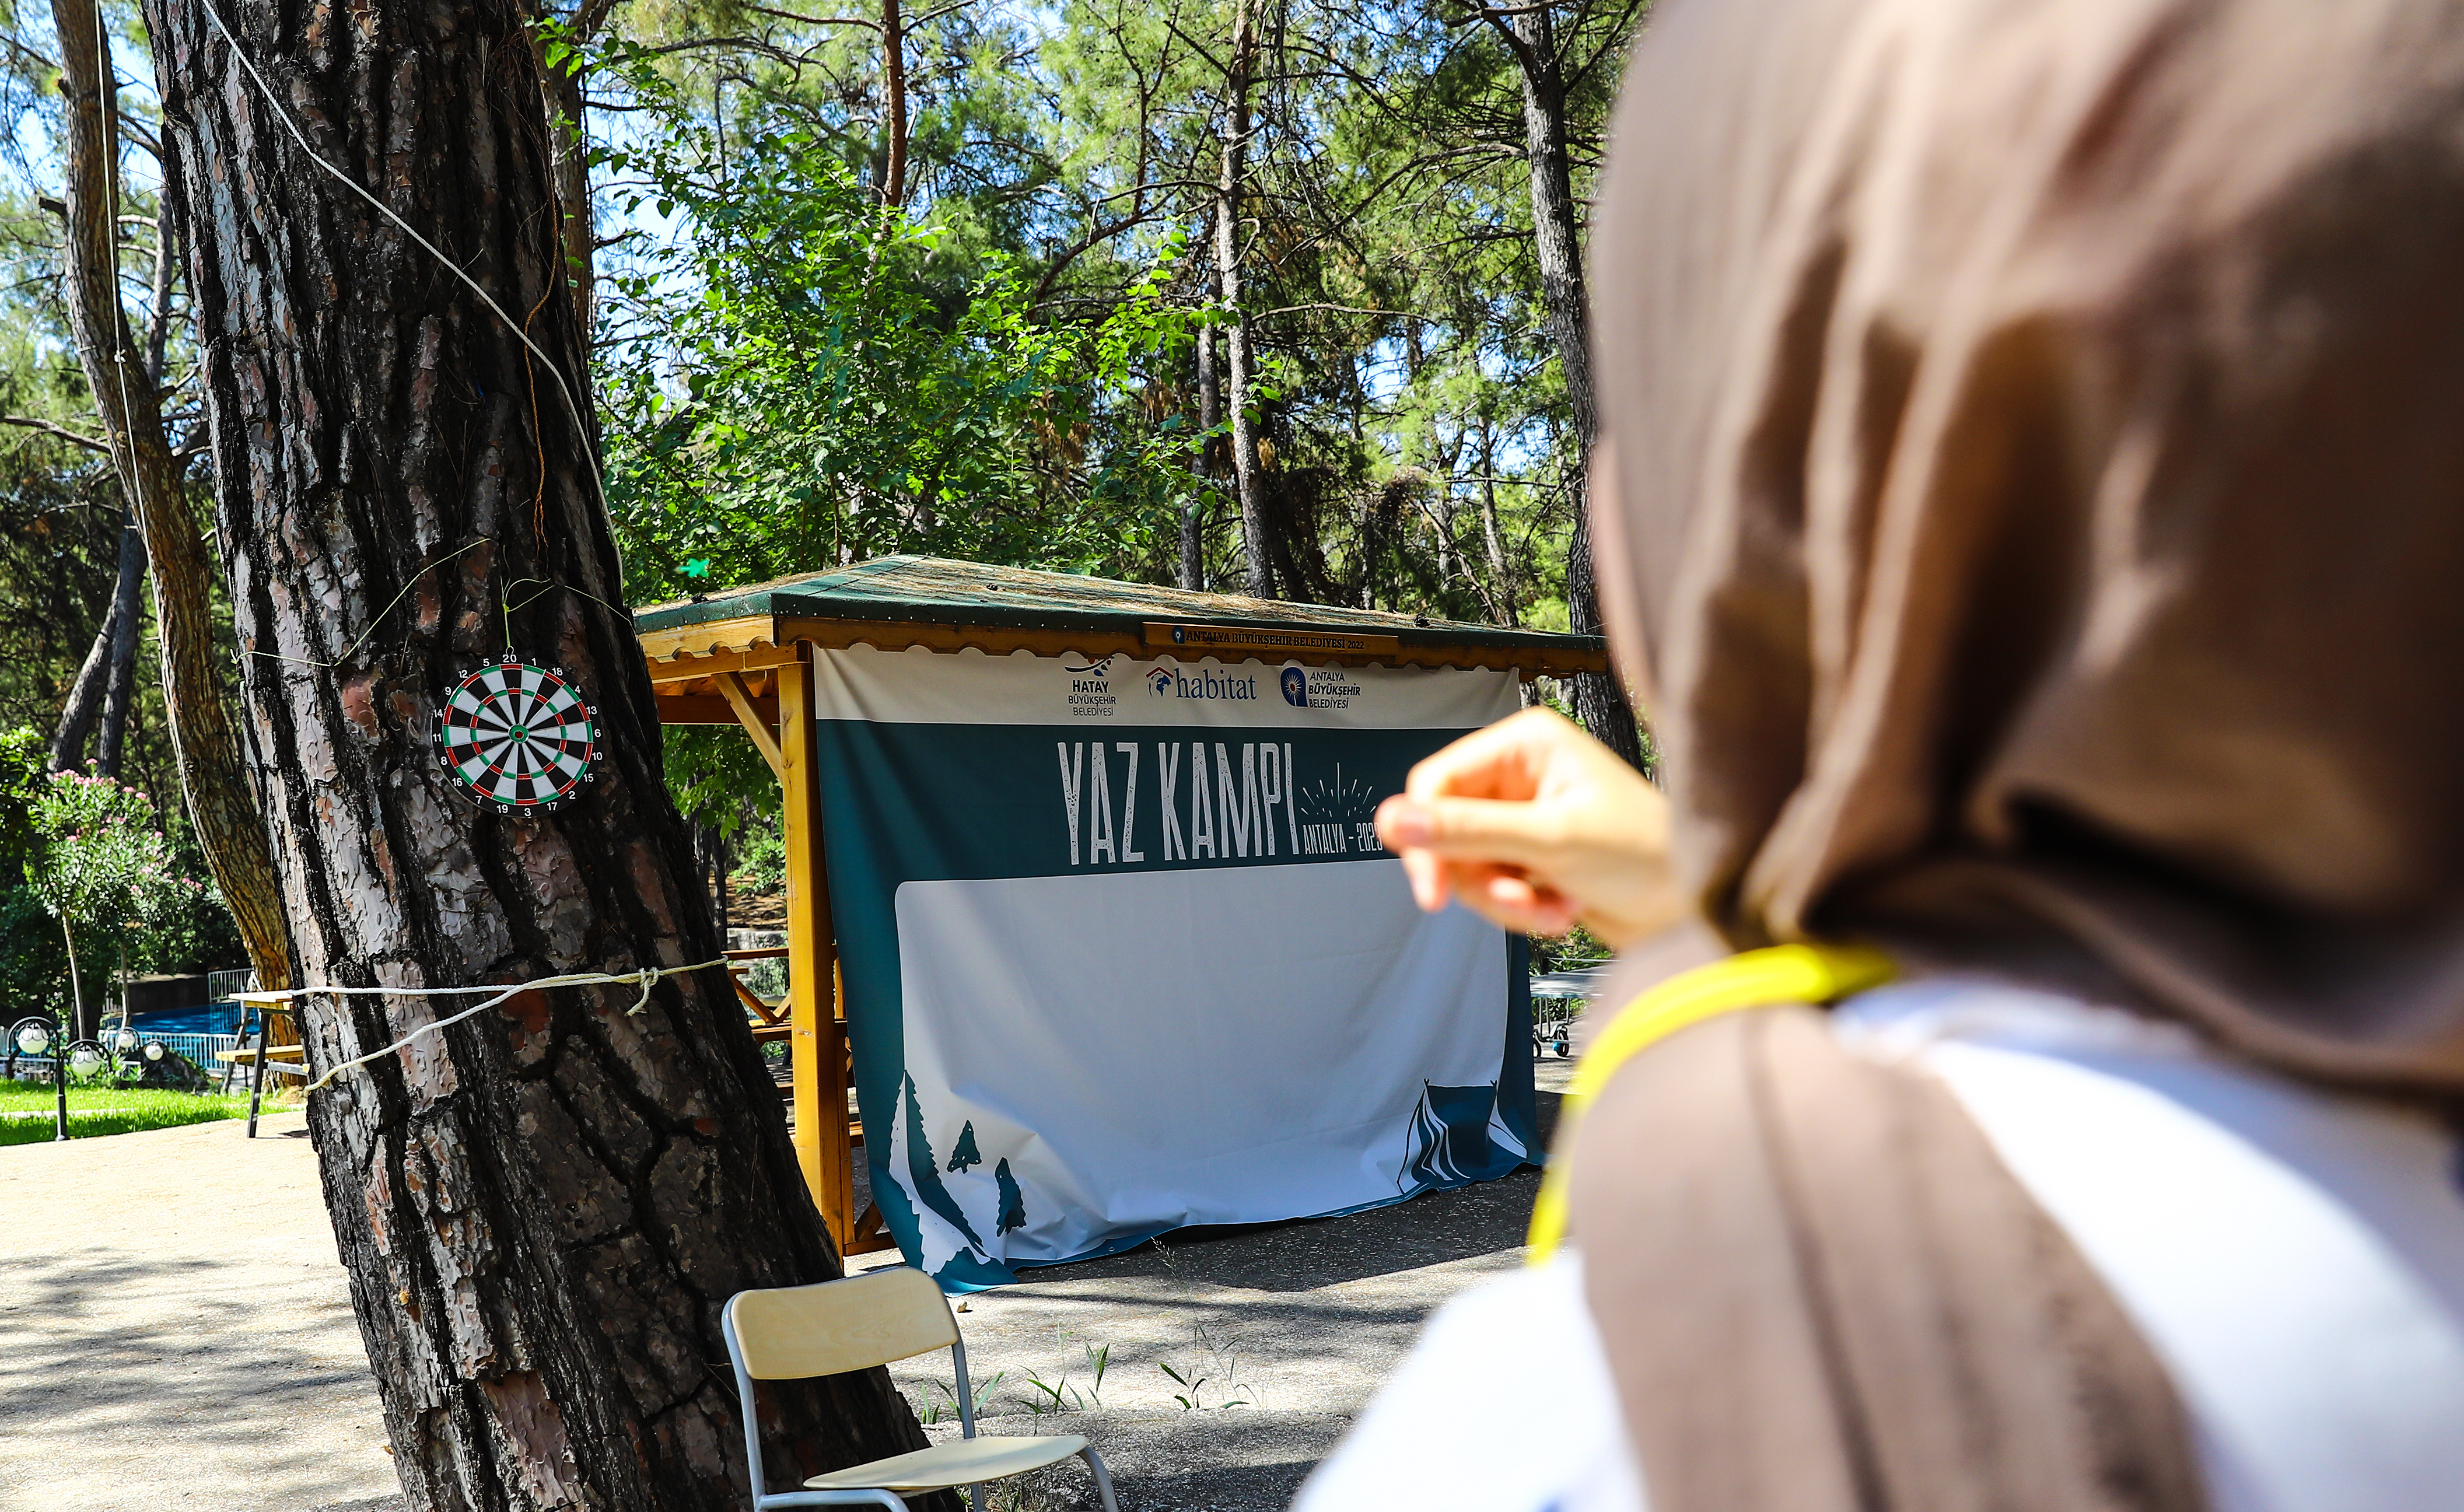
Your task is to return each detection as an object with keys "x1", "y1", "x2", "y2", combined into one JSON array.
[{"x1": 1281, "y1": 667, "x2": 1308, "y2": 707}]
